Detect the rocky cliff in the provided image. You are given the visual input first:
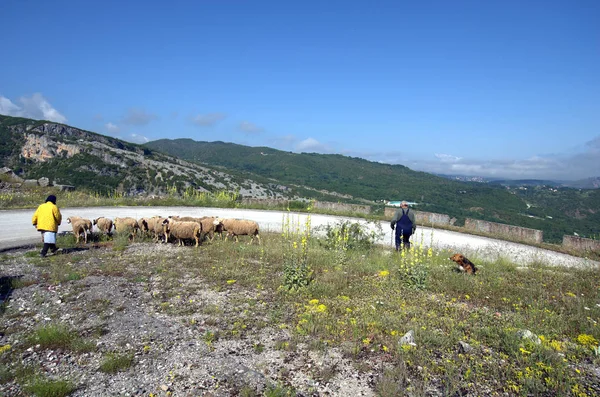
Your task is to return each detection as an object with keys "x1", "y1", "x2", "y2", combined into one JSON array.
[{"x1": 1, "y1": 117, "x2": 296, "y2": 199}]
